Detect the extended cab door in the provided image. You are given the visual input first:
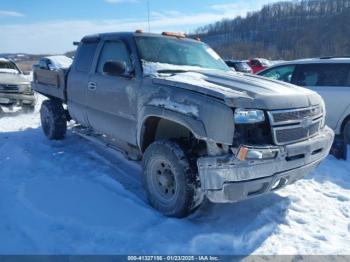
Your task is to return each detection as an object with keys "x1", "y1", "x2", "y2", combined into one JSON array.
[
  {"x1": 292, "y1": 63, "x2": 350, "y2": 132},
  {"x1": 86, "y1": 39, "x2": 138, "y2": 145},
  {"x1": 67, "y1": 40, "x2": 99, "y2": 127}
]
